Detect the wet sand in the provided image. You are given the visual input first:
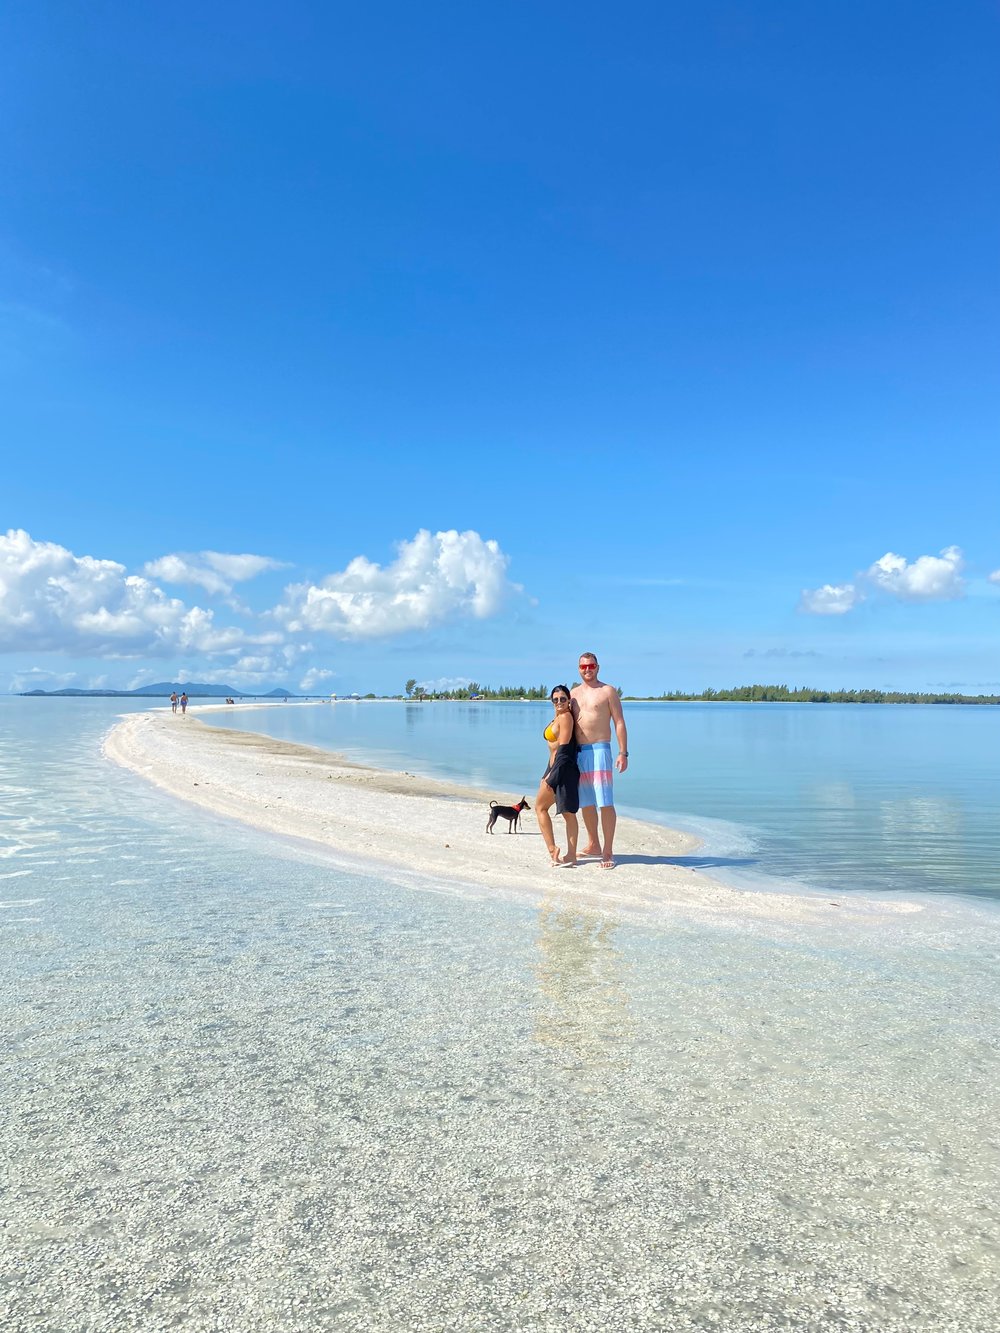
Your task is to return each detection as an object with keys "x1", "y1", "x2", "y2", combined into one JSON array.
[{"x1": 104, "y1": 706, "x2": 921, "y2": 929}]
